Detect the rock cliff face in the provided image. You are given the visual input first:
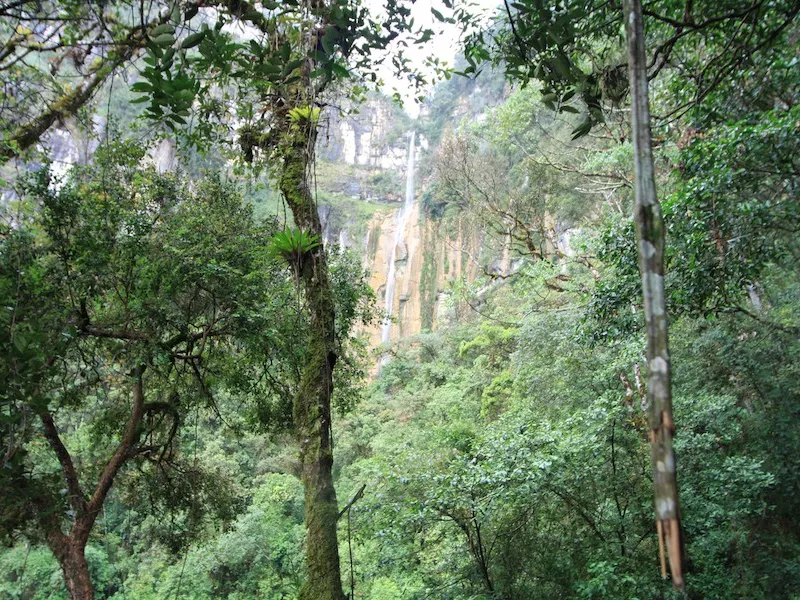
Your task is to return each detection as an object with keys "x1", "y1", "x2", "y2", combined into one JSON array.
[
  {"x1": 315, "y1": 101, "x2": 487, "y2": 350},
  {"x1": 364, "y1": 199, "x2": 481, "y2": 347},
  {"x1": 315, "y1": 93, "x2": 497, "y2": 352},
  {"x1": 318, "y1": 96, "x2": 411, "y2": 170}
]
